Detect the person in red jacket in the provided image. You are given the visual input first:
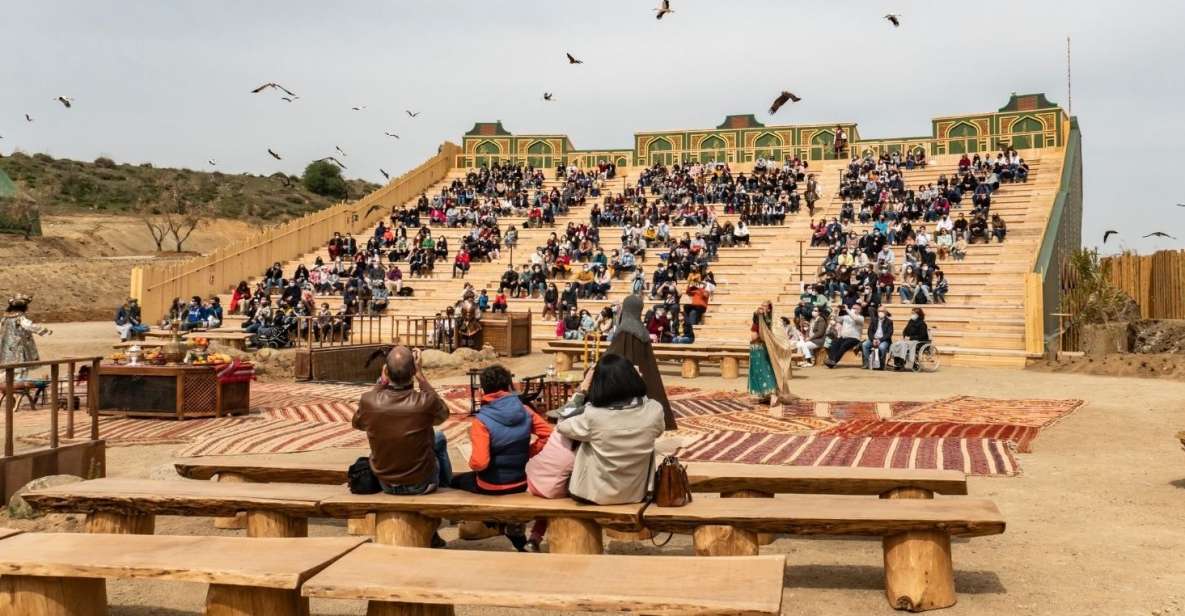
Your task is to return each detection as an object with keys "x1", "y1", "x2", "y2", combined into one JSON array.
[{"x1": 451, "y1": 248, "x2": 471, "y2": 279}]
